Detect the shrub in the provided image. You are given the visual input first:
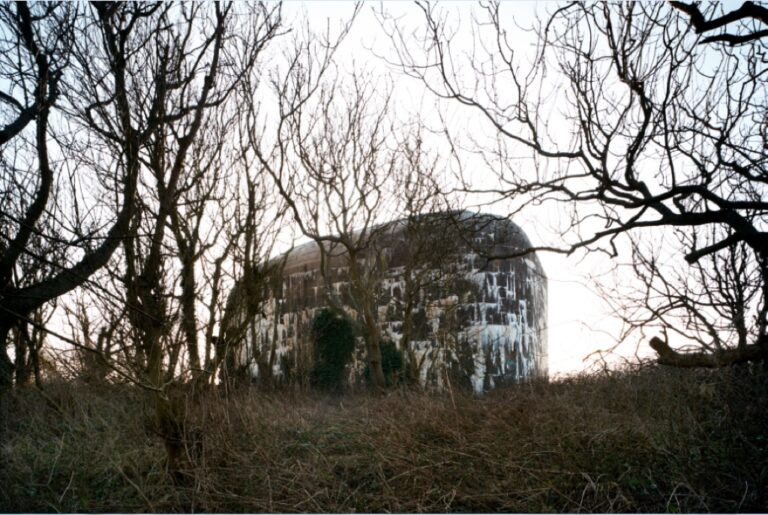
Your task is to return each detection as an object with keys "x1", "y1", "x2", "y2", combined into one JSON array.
[
  {"x1": 310, "y1": 308, "x2": 356, "y2": 391},
  {"x1": 364, "y1": 339, "x2": 404, "y2": 387}
]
